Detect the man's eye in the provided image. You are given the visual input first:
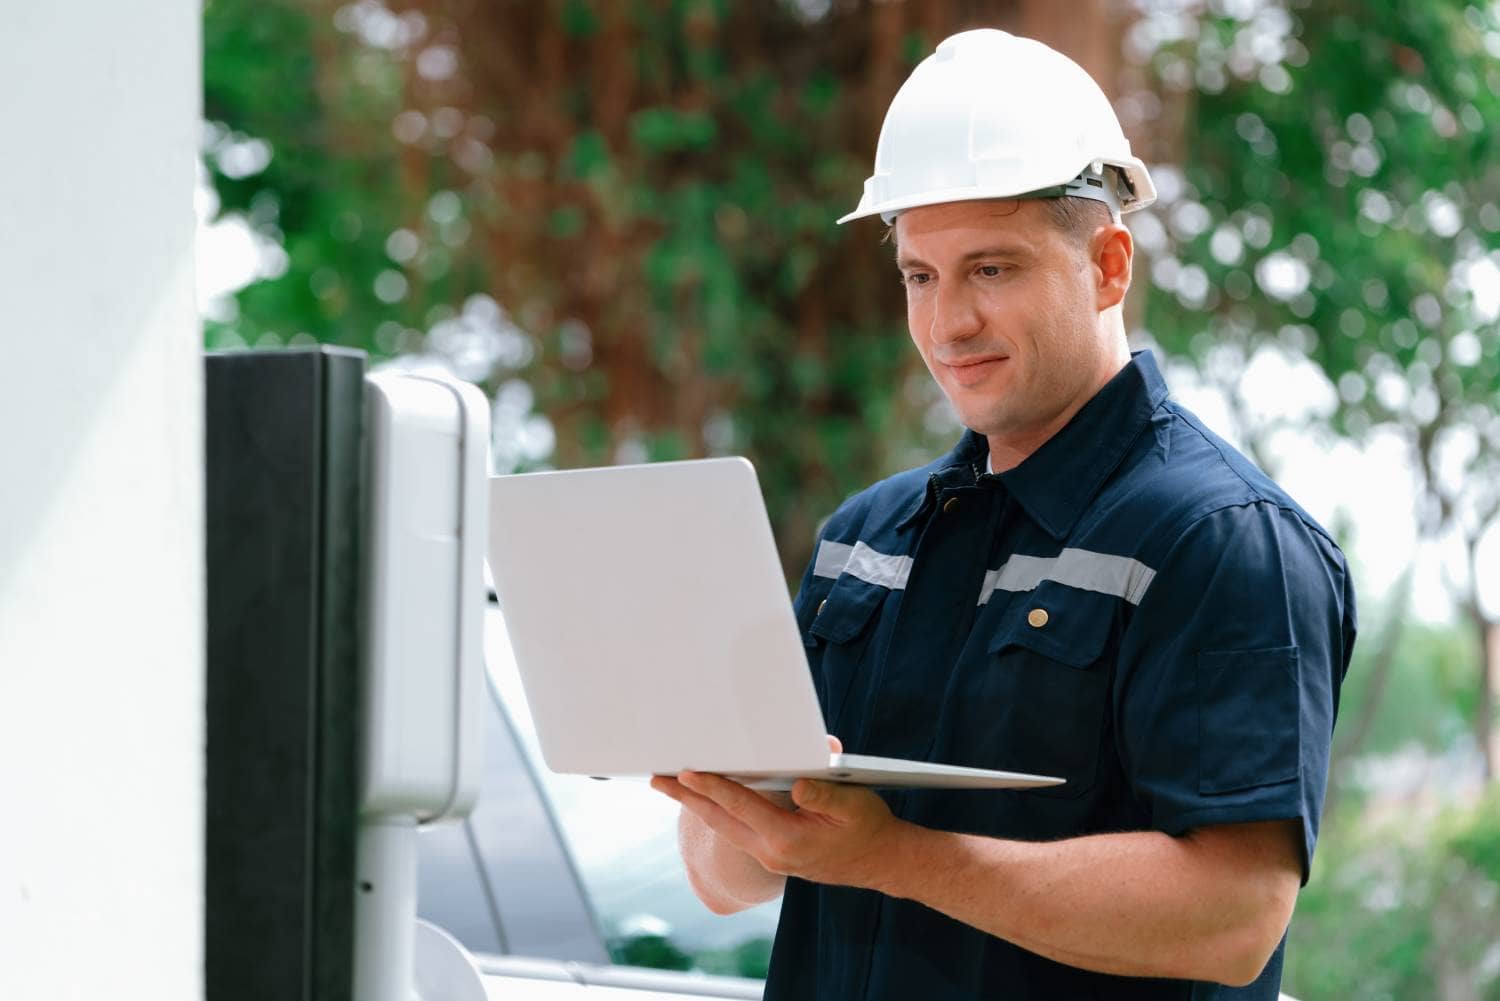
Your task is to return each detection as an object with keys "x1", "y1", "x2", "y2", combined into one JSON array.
[
  {"x1": 902, "y1": 272, "x2": 931, "y2": 286},
  {"x1": 977, "y1": 264, "x2": 1005, "y2": 277}
]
